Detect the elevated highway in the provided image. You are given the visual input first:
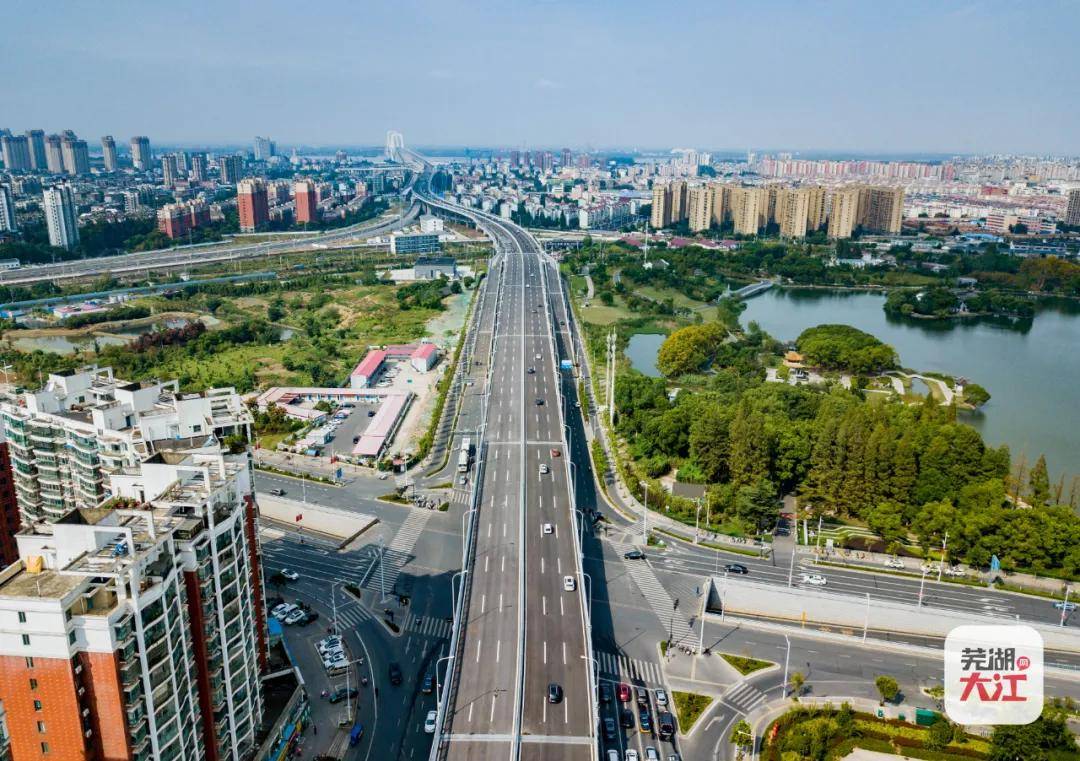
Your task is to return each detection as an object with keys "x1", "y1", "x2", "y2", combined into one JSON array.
[{"x1": 406, "y1": 151, "x2": 597, "y2": 761}]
